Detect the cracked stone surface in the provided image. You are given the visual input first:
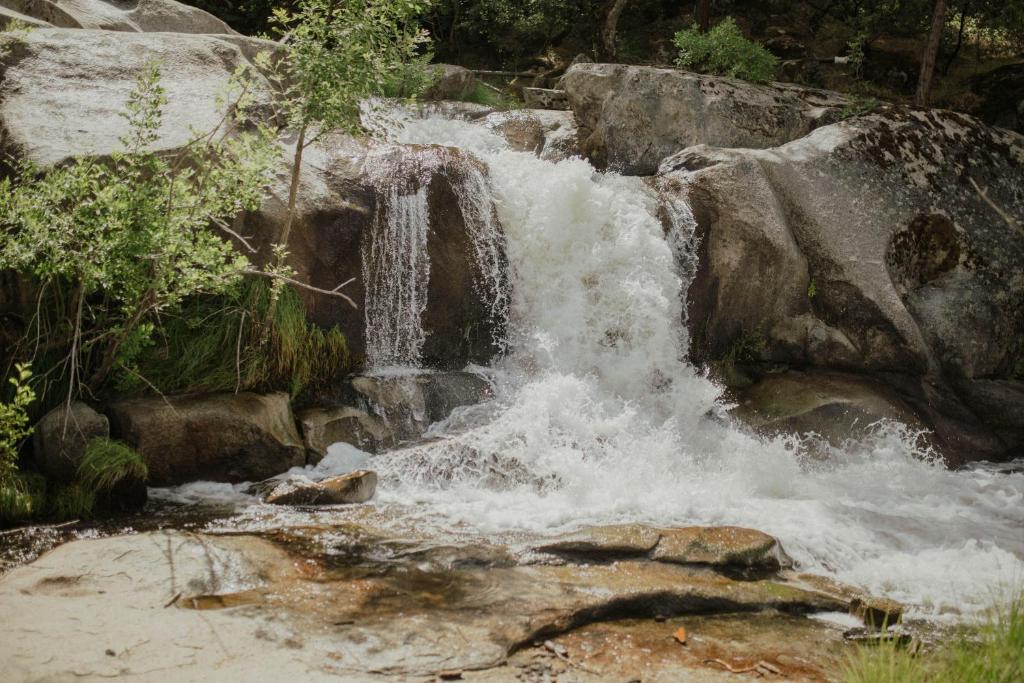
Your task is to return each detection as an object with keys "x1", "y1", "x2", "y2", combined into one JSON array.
[{"x1": 0, "y1": 525, "x2": 864, "y2": 681}]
